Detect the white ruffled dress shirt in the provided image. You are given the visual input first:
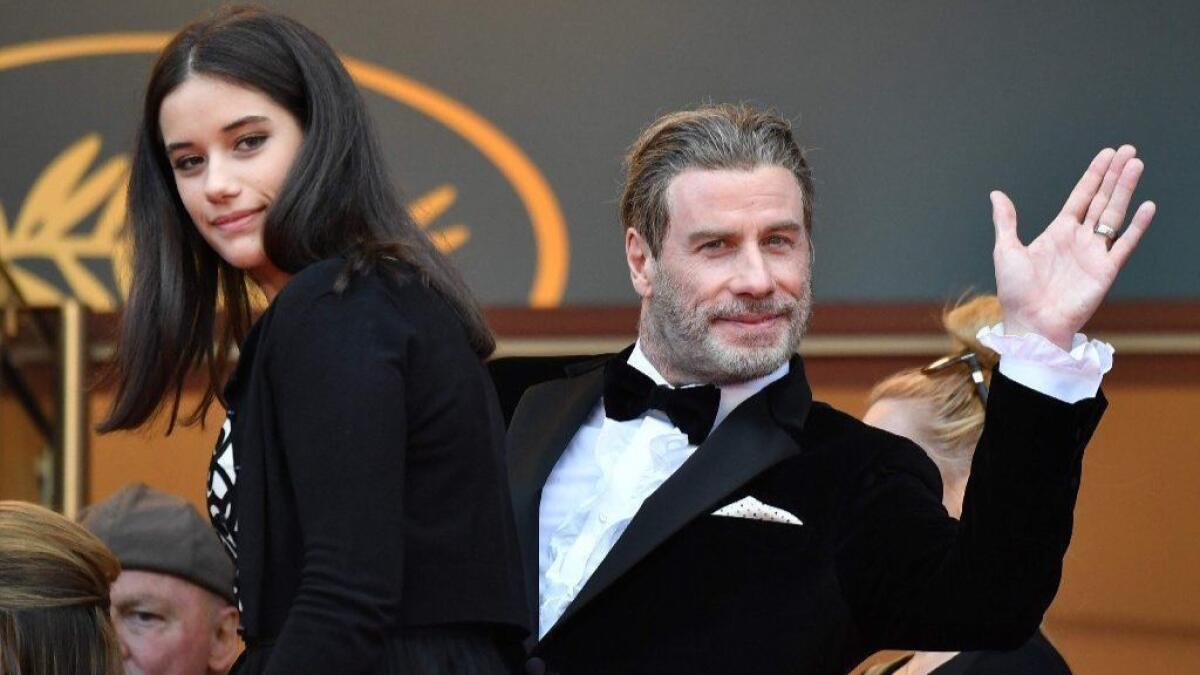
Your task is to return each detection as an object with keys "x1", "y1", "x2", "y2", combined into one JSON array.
[{"x1": 536, "y1": 327, "x2": 1113, "y2": 637}]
